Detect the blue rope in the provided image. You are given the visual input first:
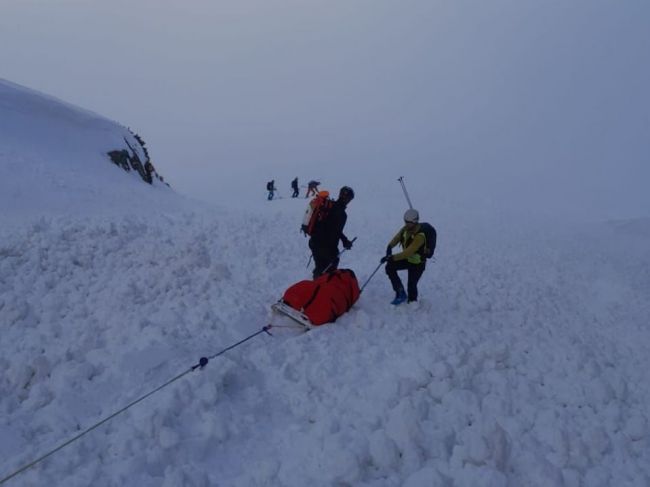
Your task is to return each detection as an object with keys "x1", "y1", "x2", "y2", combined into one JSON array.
[{"x1": 0, "y1": 325, "x2": 274, "y2": 485}]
